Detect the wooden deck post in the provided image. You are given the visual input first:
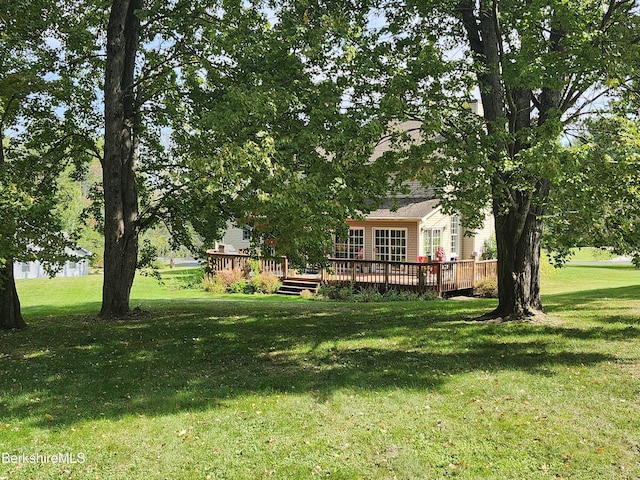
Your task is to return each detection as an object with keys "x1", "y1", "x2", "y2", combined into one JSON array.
[
  {"x1": 384, "y1": 263, "x2": 390, "y2": 290},
  {"x1": 282, "y1": 257, "x2": 288, "y2": 280}
]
